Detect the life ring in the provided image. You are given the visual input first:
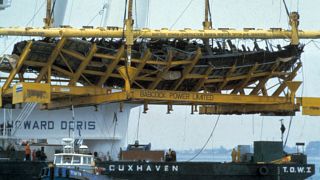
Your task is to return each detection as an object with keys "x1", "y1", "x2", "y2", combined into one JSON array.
[{"x1": 259, "y1": 166, "x2": 269, "y2": 175}]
